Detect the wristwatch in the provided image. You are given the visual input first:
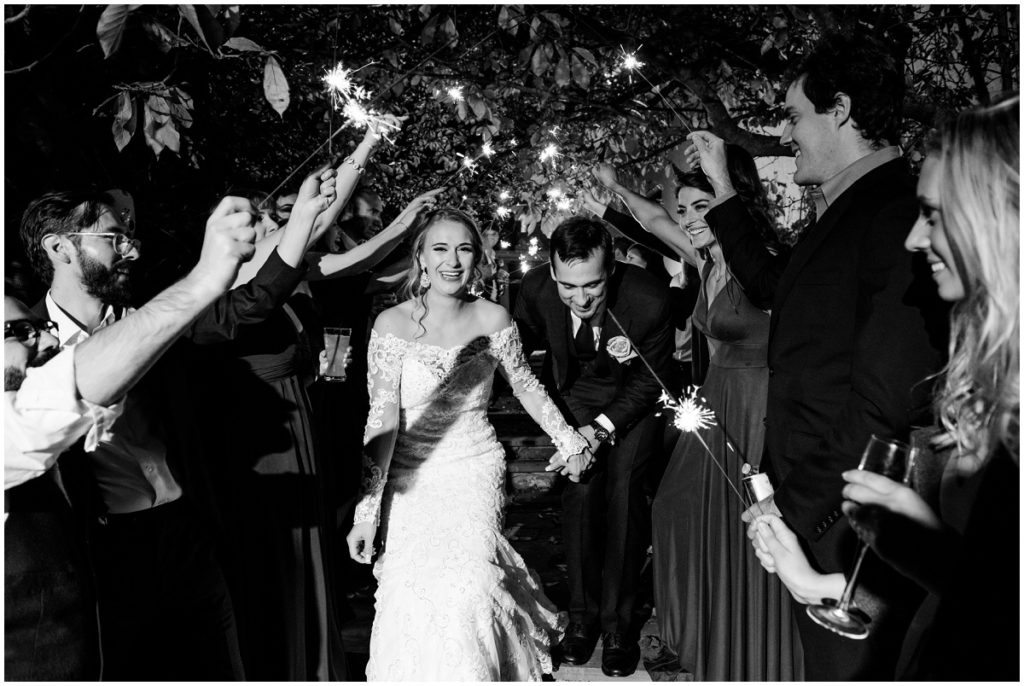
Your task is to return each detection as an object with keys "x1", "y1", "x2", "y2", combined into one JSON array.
[{"x1": 589, "y1": 421, "x2": 617, "y2": 446}]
